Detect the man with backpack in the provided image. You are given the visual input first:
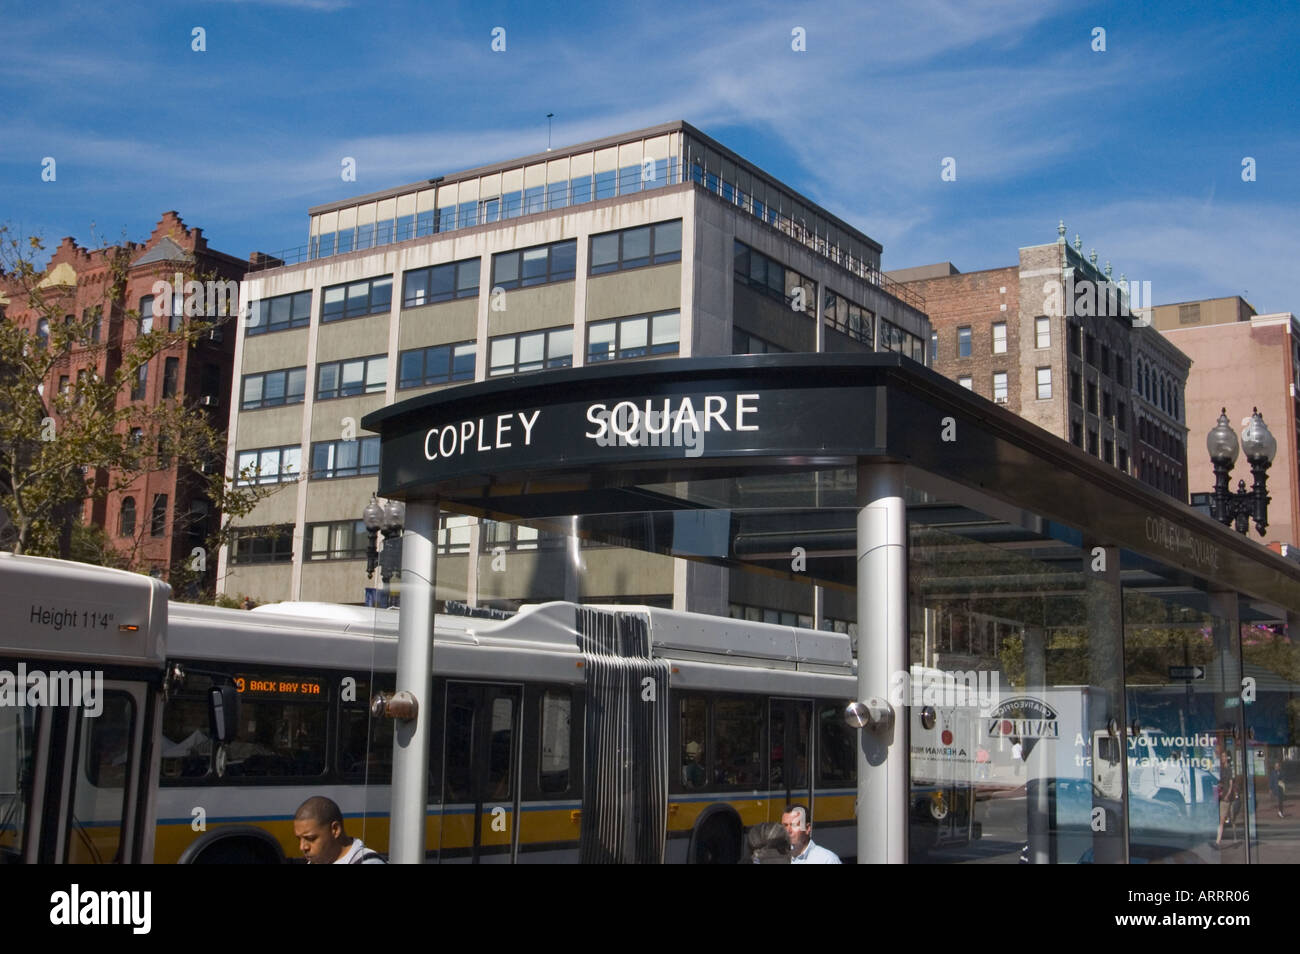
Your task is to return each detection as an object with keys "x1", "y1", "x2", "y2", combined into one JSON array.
[{"x1": 293, "y1": 796, "x2": 386, "y2": 864}]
